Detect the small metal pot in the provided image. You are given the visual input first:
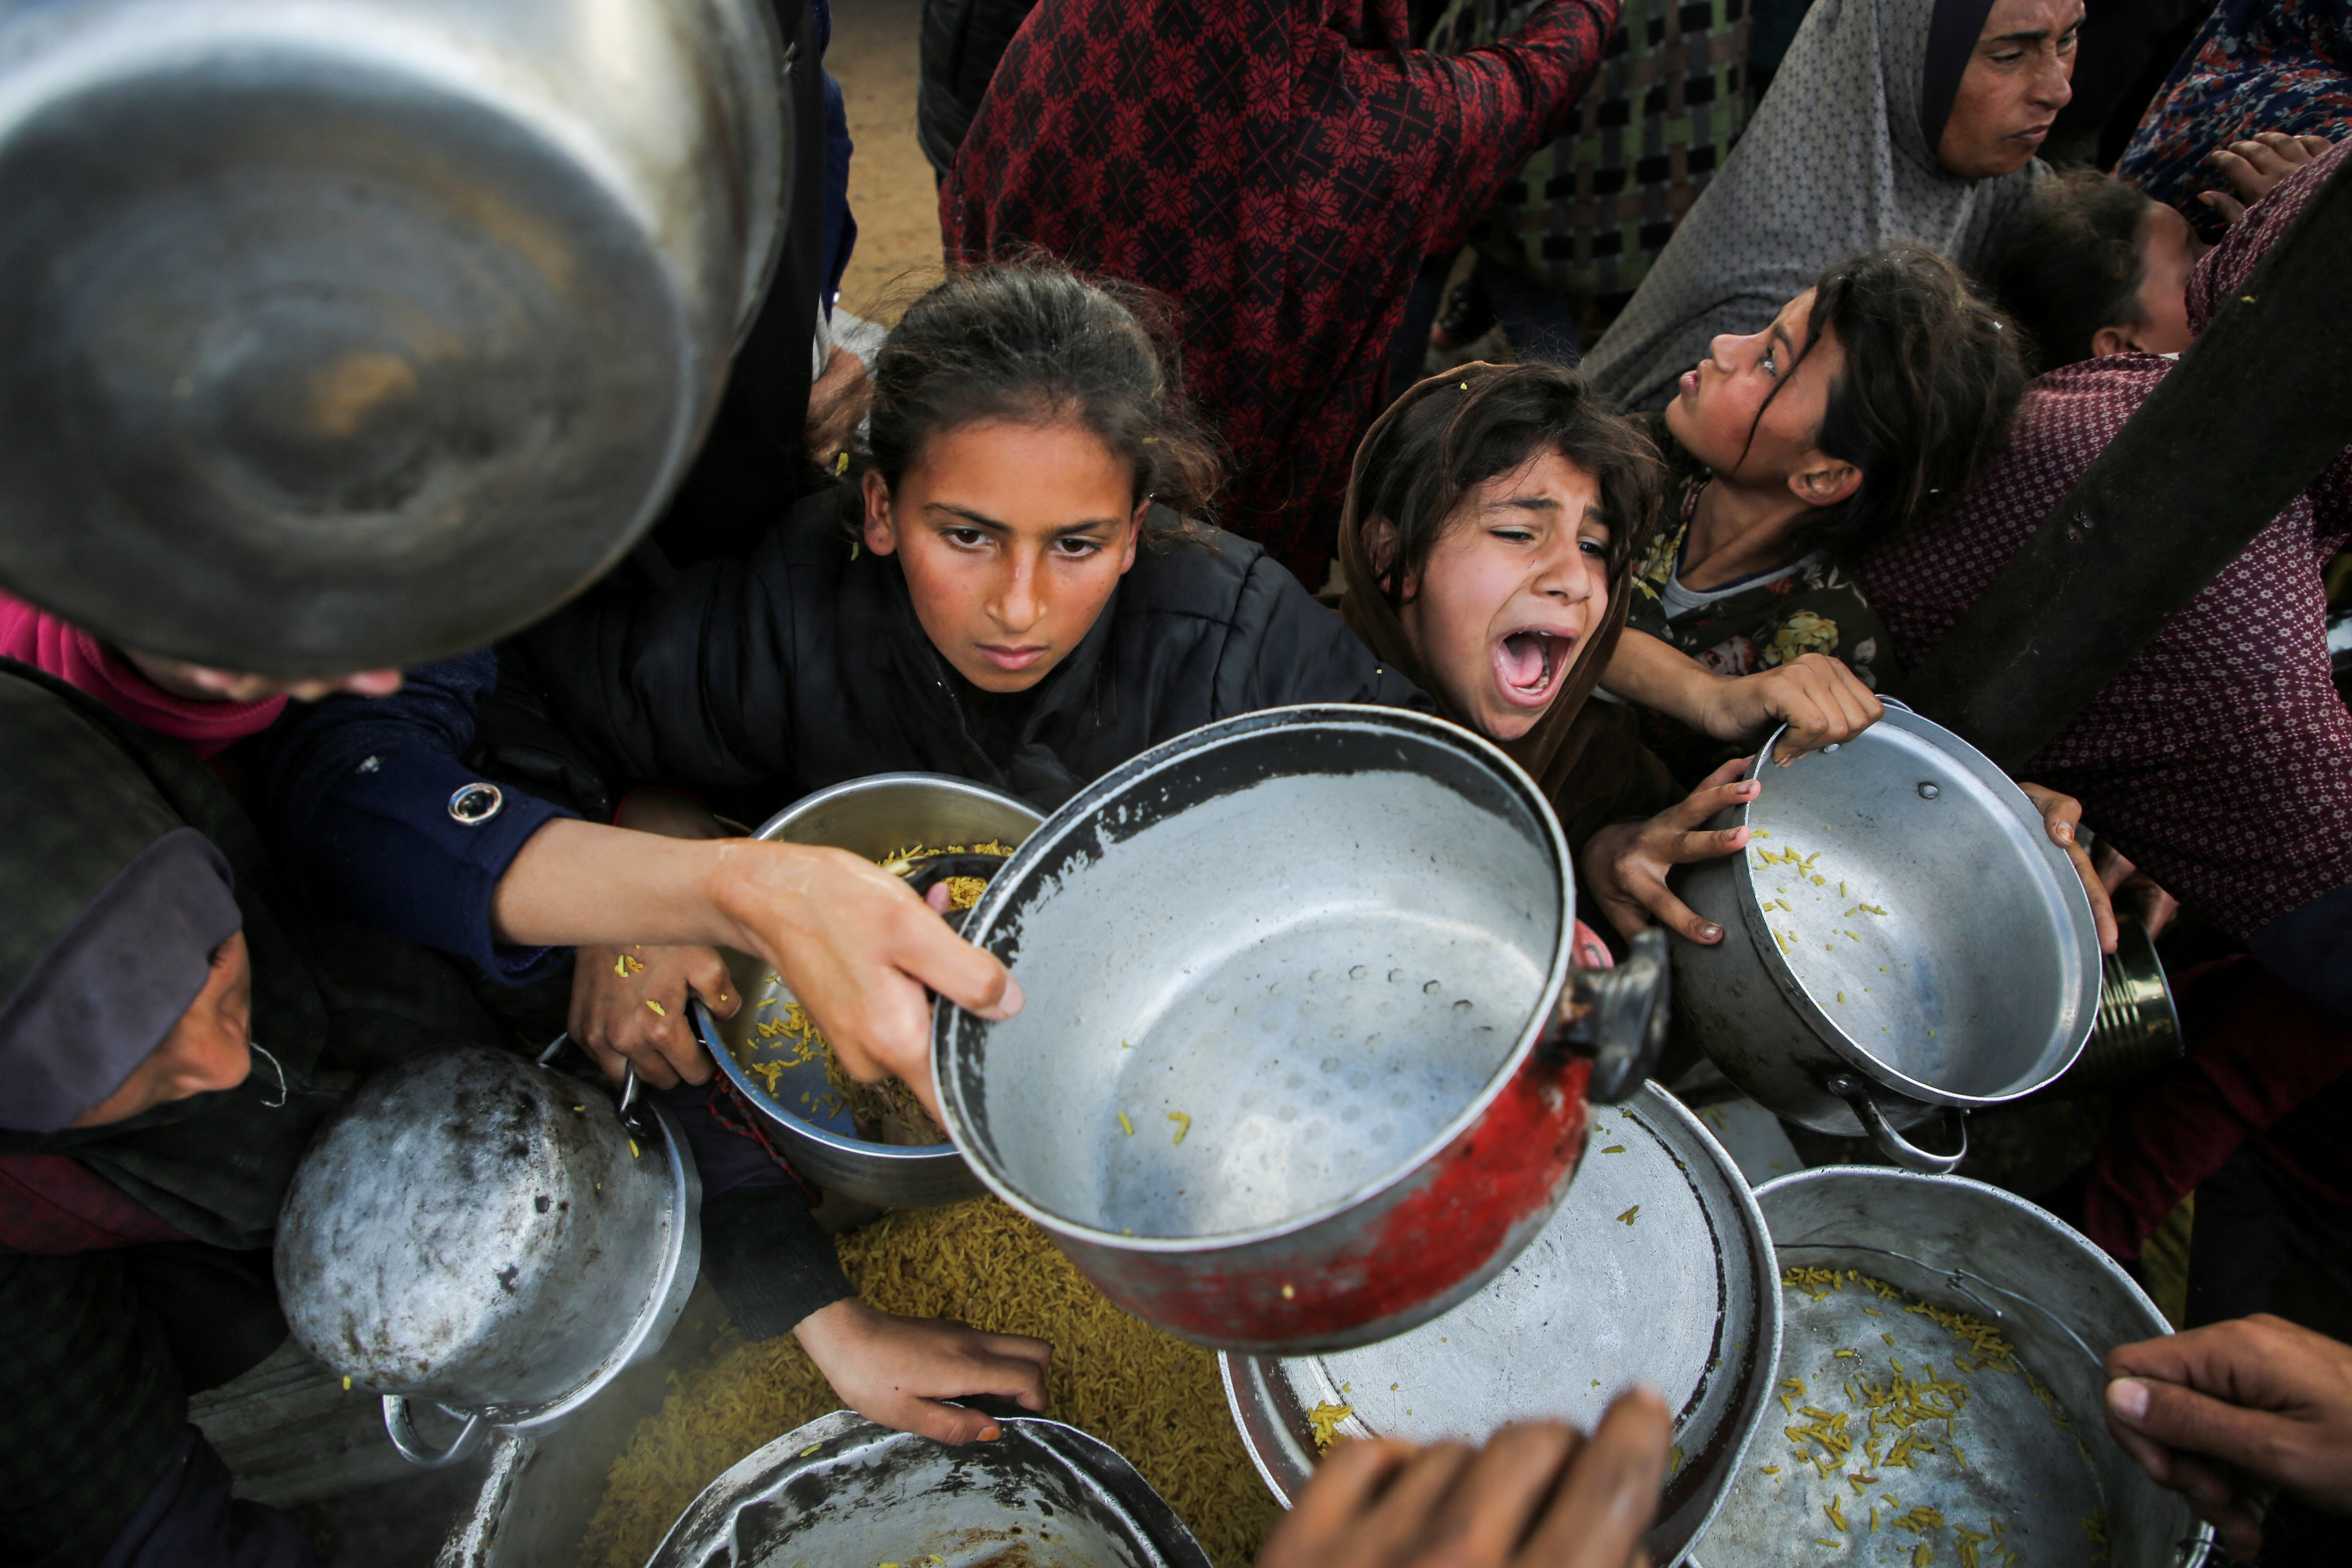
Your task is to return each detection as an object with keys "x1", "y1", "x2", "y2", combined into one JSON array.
[
  {"x1": 935, "y1": 707, "x2": 1669, "y2": 1354},
  {"x1": 1690, "y1": 1168, "x2": 2210, "y2": 1567},
  {"x1": 1671, "y1": 705, "x2": 2101, "y2": 1173},
  {"x1": 275, "y1": 1044, "x2": 700, "y2": 1468},
  {"x1": 0, "y1": 0, "x2": 787, "y2": 672},
  {"x1": 700, "y1": 773, "x2": 1043, "y2": 1207}
]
